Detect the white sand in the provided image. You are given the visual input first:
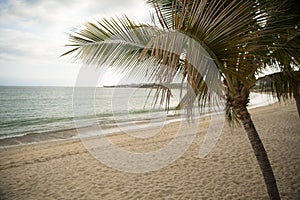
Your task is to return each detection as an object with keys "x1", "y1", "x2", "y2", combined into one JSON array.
[{"x1": 0, "y1": 103, "x2": 299, "y2": 199}]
